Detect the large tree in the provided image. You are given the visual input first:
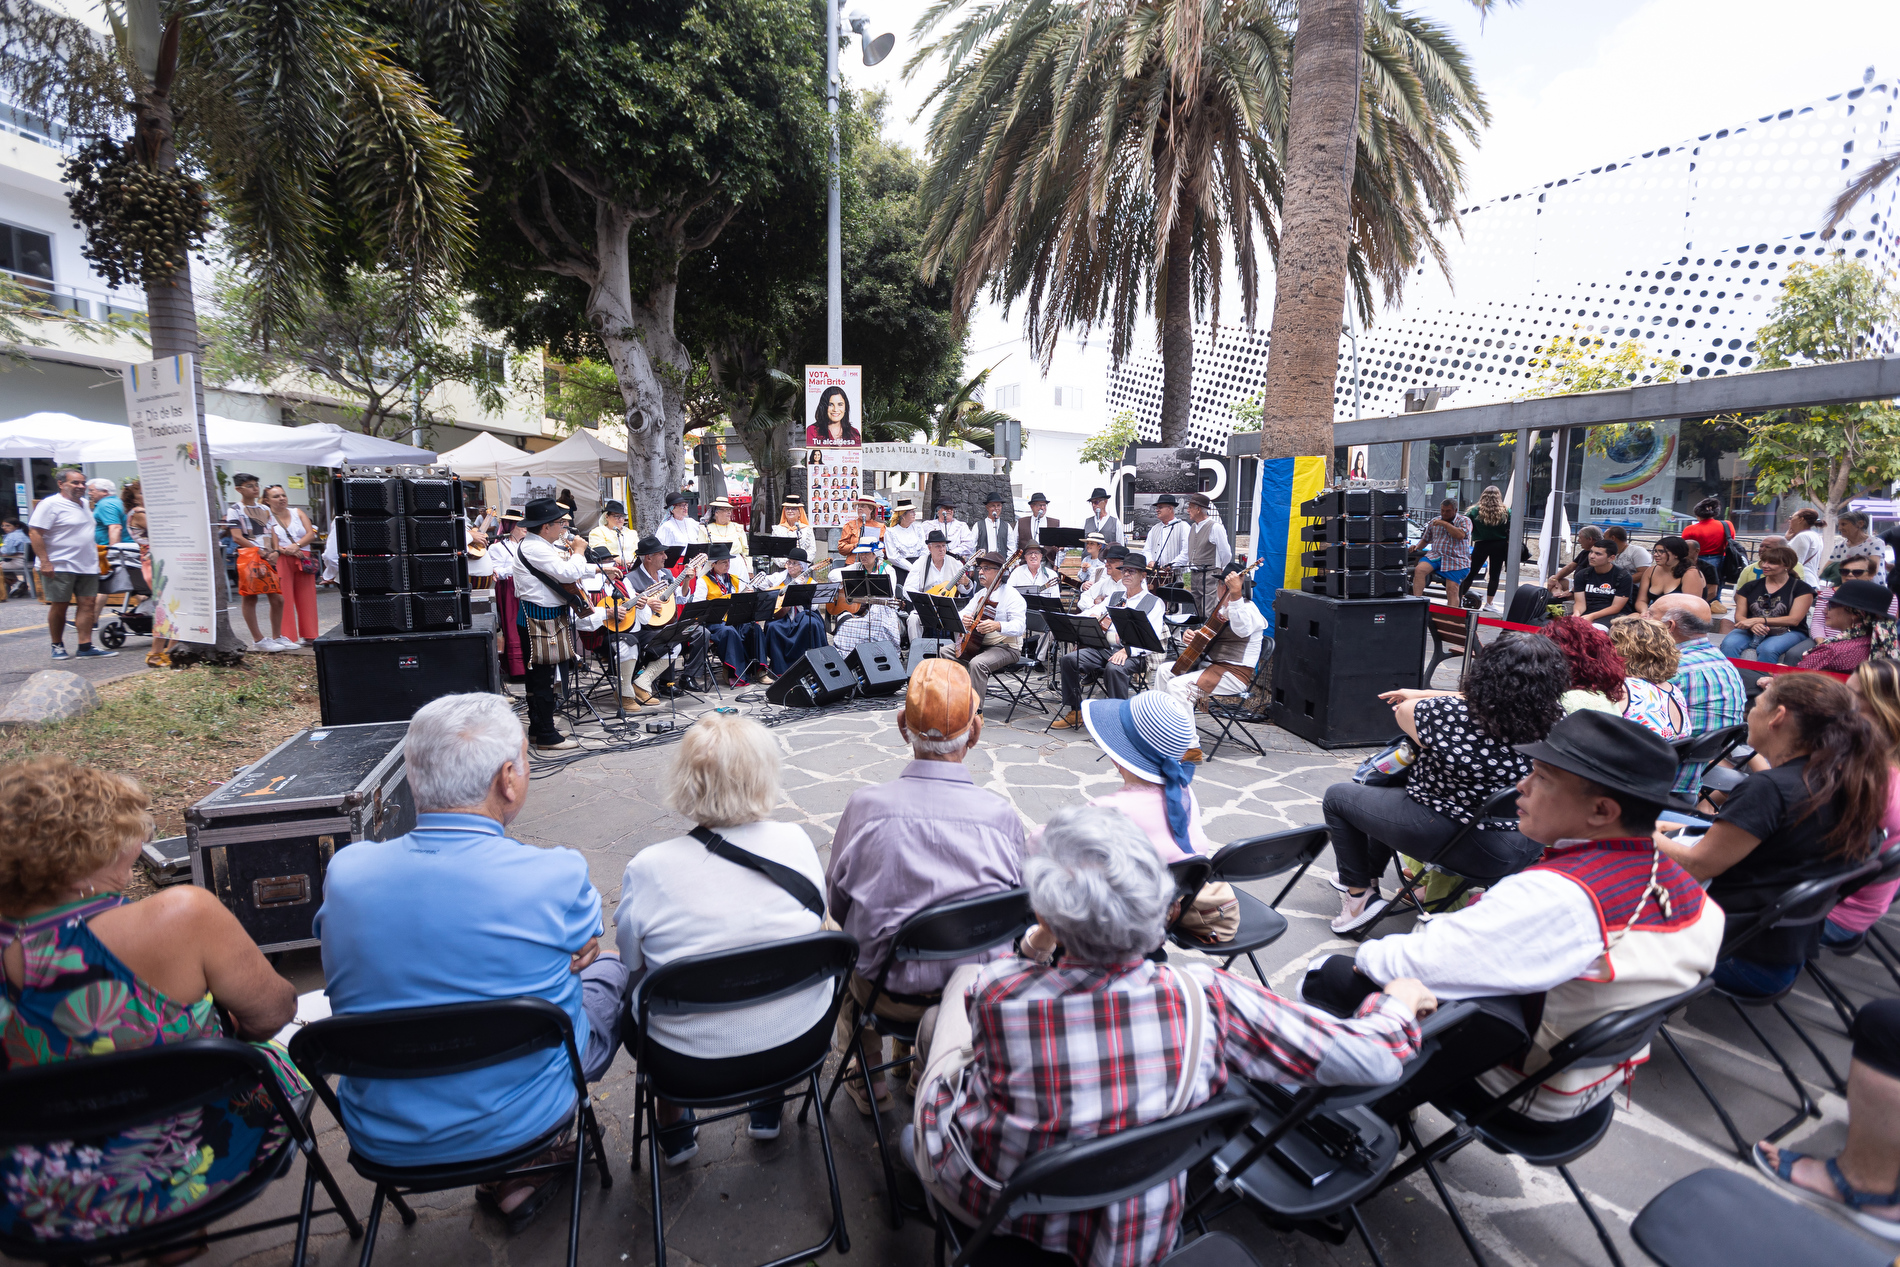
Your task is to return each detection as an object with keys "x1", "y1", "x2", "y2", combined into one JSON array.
[
  {"x1": 913, "y1": 0, "x2": 1484, "y2": 447},
  {"x1": 464, "y1": 0, "x2": 827, "y2": 532}
]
